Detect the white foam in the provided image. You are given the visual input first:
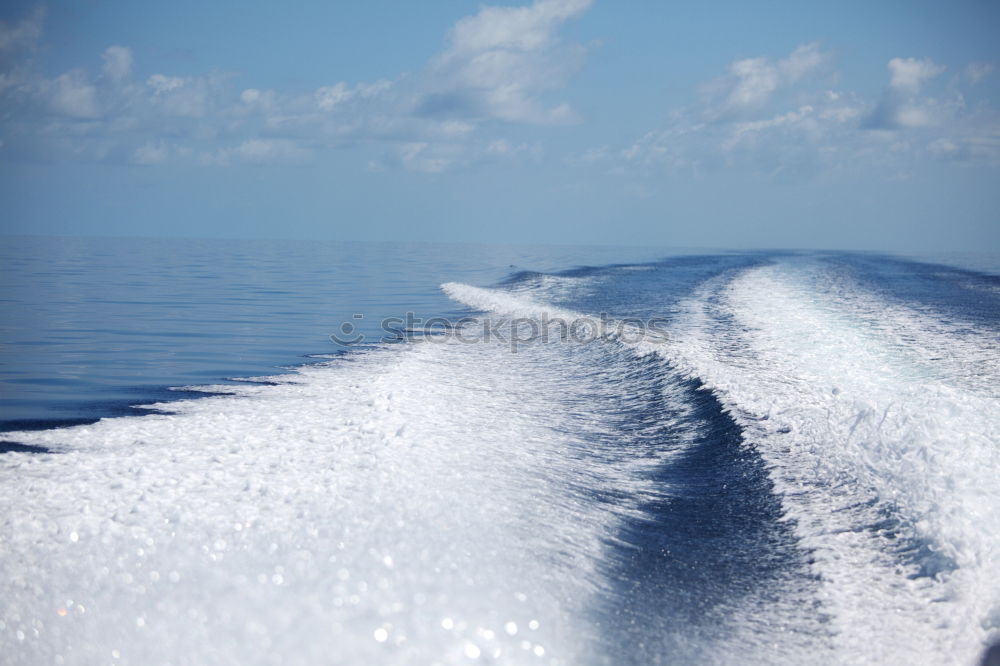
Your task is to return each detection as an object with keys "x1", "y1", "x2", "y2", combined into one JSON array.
[
  {"x1": 445, "y1": 269, "x2": 1000, "y2": 664},
  {"x1": 442, "y1": 282, "x2": 578, "y2": 321},
  {"x1": 441, "y1": 282, "x2": 669, "y2": 350},
  {"x1": 665, "y1": 262, "x2": 1000, "y2": 665},
  {"x1": 502, "y1": 272, "x2": 597, "y2": 303},
  {"x1": 794, "y1": 261, "x2": 1000, "y2": 396},
  {"x1": 0, "y1": 316, "x2": 678, "y2": 665},
  {"x1": 4, "y1": 265, "x2": 998, "y2": 665}
]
